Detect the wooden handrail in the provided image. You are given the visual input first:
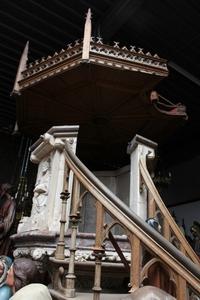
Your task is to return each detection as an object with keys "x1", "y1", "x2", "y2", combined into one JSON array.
[
  {"x1": 140, "y1": 157, "x2": 199, "y2": 265},
  {"x1": 62, "y1": 141, "x2": 200, "y2": 297}
]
